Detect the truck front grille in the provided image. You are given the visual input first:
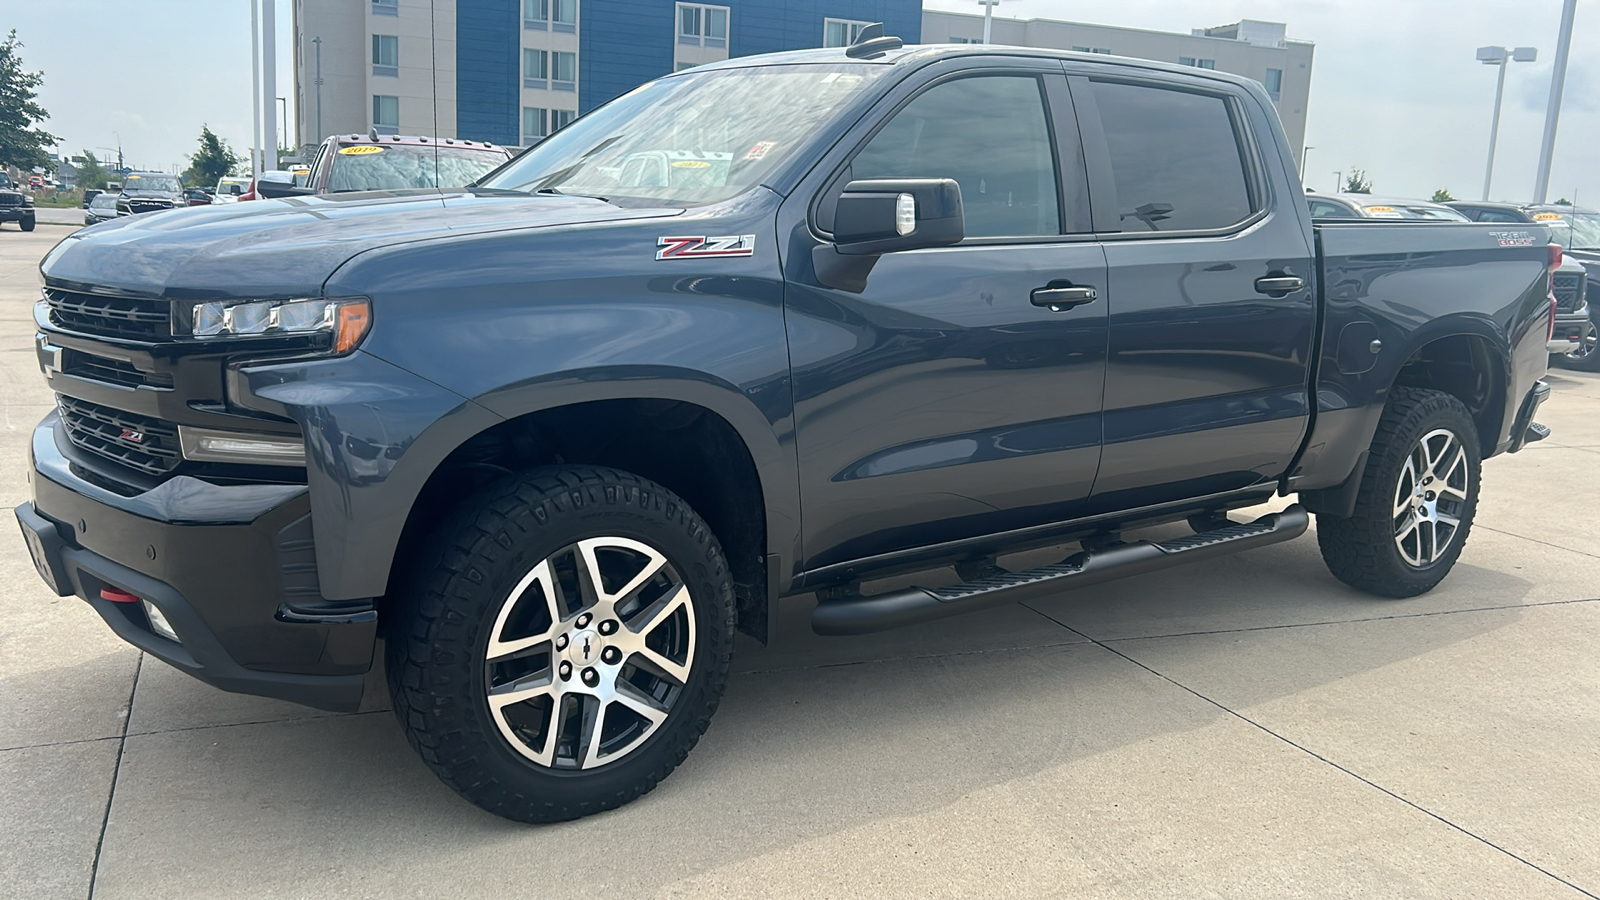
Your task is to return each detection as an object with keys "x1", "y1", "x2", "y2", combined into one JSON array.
[
  {"x1": 44, "y1": 289, "x2": 171, "y2": 341},
  {"x1": 0, "y1": 194, "x2": 22, "y2": 208},
  {"x1": 1554, "y1": 272, "x2": 1585, "y2": 314},
  {"x1": 57, "y1": 396, "x2": 181, "y2": 477},
  {"x1": 60, "y1": 351, "x2": 175, "y2": 389},
  {"x1": 125, "y1": 199, "x2": 175, "y2": 215}
]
